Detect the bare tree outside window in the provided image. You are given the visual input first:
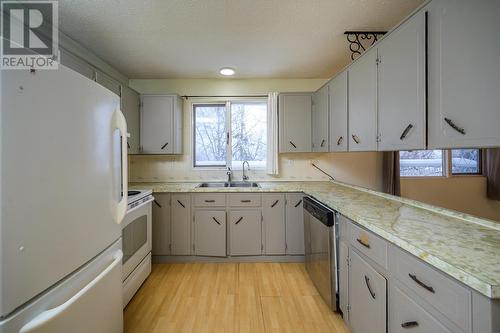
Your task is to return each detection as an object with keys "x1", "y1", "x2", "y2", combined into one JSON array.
[
  {"x1": 400, "y1": 150, "x2": 444, "y2": 176},
  {"x1": 193, "y1": 104, "x2": 226, "y2": 167}
]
